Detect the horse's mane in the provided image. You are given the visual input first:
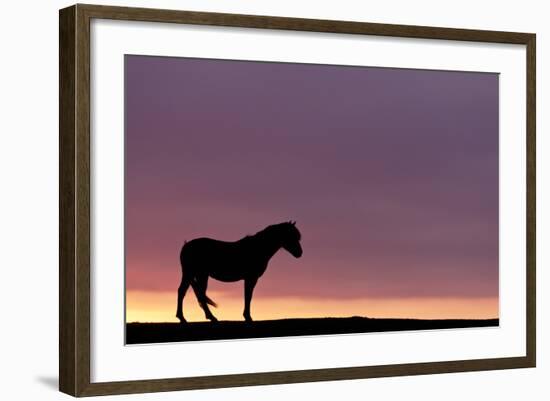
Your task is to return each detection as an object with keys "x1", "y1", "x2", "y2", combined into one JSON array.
[{"x1": 239, "y1": 222, "x2": 301, "y2": 244}]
